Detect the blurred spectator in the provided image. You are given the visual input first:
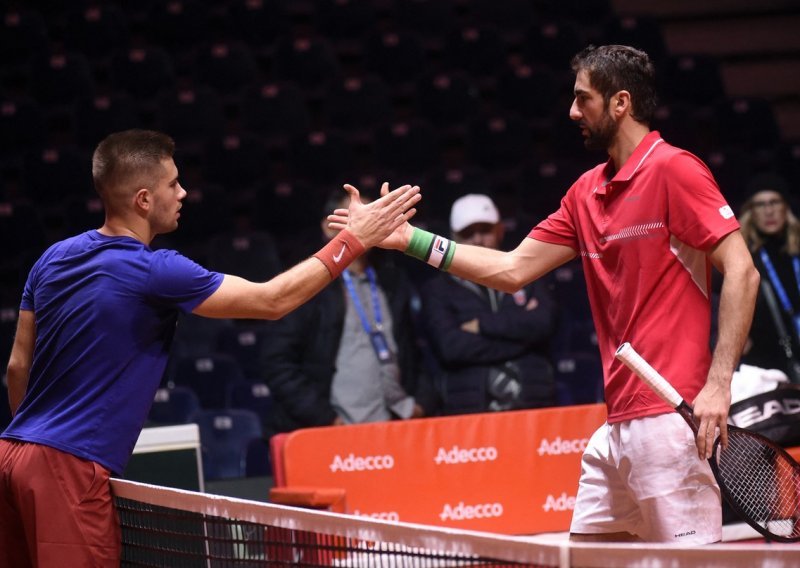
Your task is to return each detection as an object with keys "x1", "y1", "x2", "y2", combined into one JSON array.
[
  {"x1": 260, "y1": 189, "x2": 438, "y2": 434},
  {"x1": 739, "y1": 174, "x2": 800, "y2": 382},
  {"x1": 422, "y1": 194, "x2": 558, "y2": 414}
]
